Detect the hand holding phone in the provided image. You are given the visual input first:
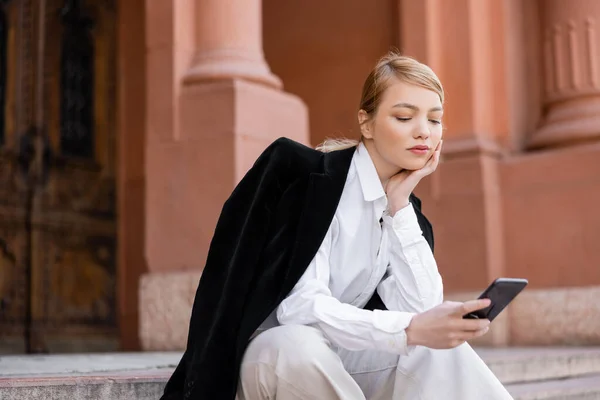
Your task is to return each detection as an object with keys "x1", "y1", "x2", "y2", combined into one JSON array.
[
  {"x1": 406, "y1": 299, "x2": 493, "y2": 349},
  {"x1": 463, "y1": 278, "x2": 528, "y2": 321},
  {"x1": 405, "y1": 278, "x2": 527, "y2": 349}
]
